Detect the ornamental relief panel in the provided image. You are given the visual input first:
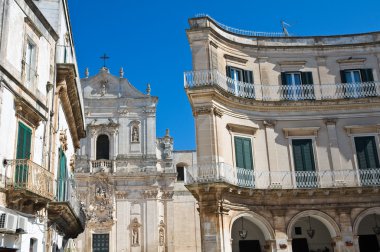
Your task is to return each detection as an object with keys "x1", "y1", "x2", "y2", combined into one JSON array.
[{"x1": 84, "y1": 174, "x2": 115, "y2": 230}]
